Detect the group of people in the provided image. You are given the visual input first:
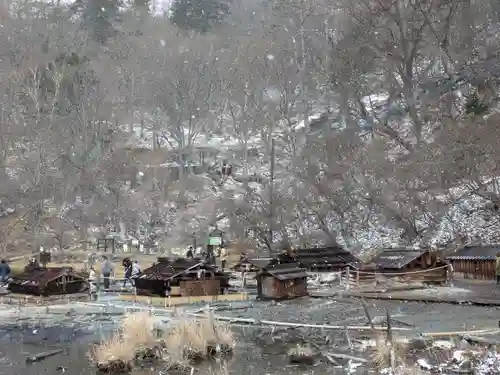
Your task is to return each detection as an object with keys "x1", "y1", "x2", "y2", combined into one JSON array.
[
  {"x1": 185, "y1": 245, "x2": 228, "y2": 269},
  {"x1": 88, "y1": 255, "x2": 141, "y2": 291}
]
